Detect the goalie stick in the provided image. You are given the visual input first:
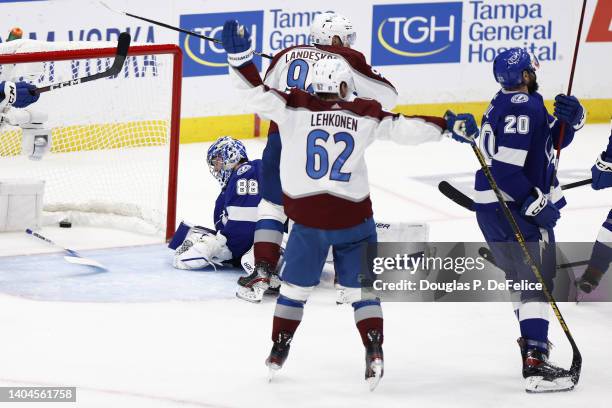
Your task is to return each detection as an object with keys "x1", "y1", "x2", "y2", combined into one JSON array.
[
  {"x1": 454, "y1": 113, "x2": 582, "y2": 388},
  {"x1": 99, "y1": 1, "x2": 273, "y2": 60},
  {"x1": 33, "y1": 31, "x2": 131, "y2": 94},
  {"x1": 438, "y1": 178, "x2": 592, "y2": 212},
  {"x1": 26, "y1": 229, "x2": 107, "y2": 271}
]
